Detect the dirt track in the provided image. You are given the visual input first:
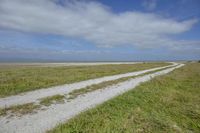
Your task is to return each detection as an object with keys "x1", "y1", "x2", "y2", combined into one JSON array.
[
  {"x1": 0, "y1": 63, "x2": 176, "y2": 108},
  {"x1": 0, "y1": 63, "x2": 184, "y2": 133}
]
